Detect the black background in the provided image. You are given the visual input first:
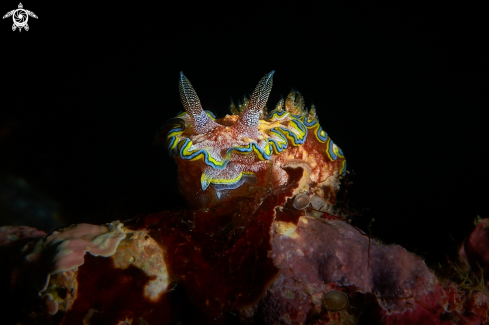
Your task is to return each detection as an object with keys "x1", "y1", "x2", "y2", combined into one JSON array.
[{"x1": 0, "y1": 2, "x2": 486, "y2": 266}]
